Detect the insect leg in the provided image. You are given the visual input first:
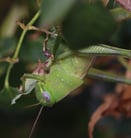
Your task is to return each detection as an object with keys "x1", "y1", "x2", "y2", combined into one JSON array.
[
  {"x1": 78, "y1": 44, "x2": 131, "y2": 58},
  {"x1": 88, "y1": 68, "x2": 131, "y2": 85}
]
